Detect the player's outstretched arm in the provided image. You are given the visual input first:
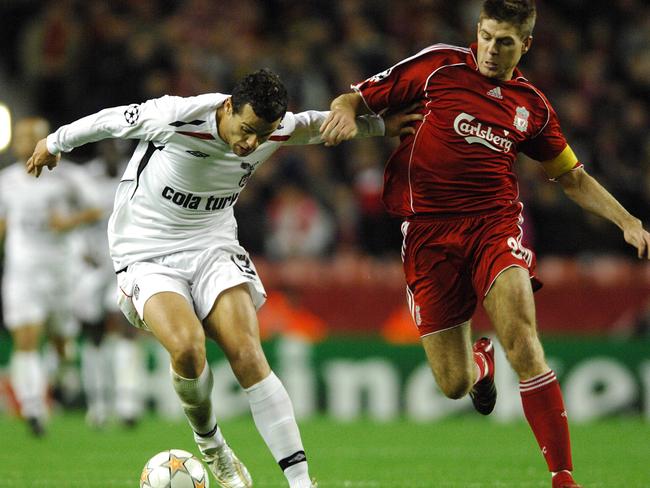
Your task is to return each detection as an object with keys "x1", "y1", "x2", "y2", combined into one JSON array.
[
  {"x1": 26, "y1": 138, "x2": 61, "y2": 178},
  {"x1": 558, "y1": 167, "x2": 650, "y2": 259},
  {"x1": 320, "y1": 92, "x2": 368, "y2": 146}
]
